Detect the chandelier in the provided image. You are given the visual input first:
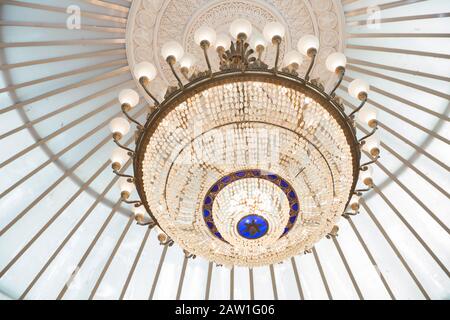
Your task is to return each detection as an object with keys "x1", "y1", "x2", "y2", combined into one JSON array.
[{"x1": 108, "y1": 19, "x2": 380, "y2": 267}]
